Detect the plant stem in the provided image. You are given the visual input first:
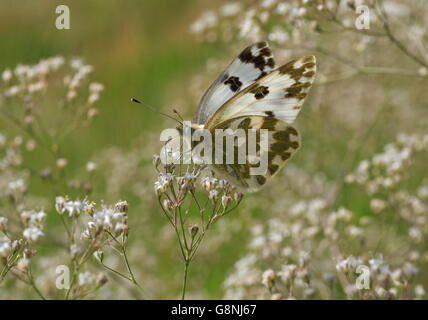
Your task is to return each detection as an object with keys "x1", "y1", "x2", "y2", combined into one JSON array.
[
  {"x1": 181, "y1": 259, "x2": 190, "y2": 300},
  {"x1": 122, "y1": 246, "x2": 142, "y2": 291}
]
